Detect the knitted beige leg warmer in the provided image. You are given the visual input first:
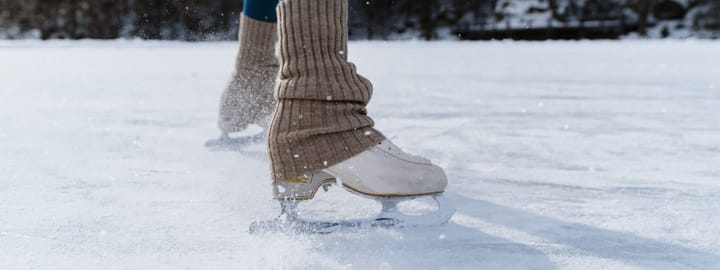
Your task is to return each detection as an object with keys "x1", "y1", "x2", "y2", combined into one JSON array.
[
  {"x1": 268, "y1": 0, "x2": 386, "y2": 182},
  {"x1": 218, "y1": 15, "x2": 279, "y2": 133}
]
